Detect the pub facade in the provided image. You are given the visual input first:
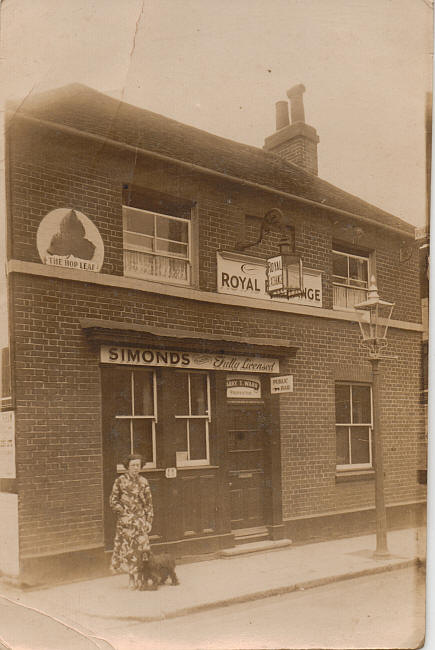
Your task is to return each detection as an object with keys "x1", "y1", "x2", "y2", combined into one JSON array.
[{"x1": 0, "y1": 83, "x2": 426, "y2": 583}]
